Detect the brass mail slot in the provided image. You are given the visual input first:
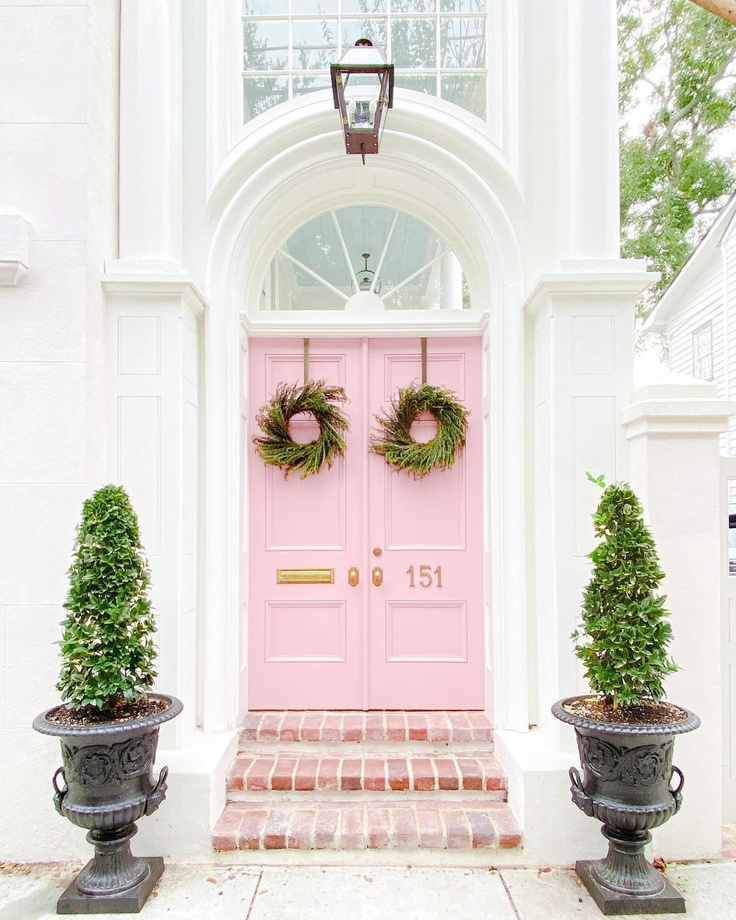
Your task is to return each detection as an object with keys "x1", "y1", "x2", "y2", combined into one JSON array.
[{"x1": 277, "y1": 568, "x2": 334, "y2": 585}]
